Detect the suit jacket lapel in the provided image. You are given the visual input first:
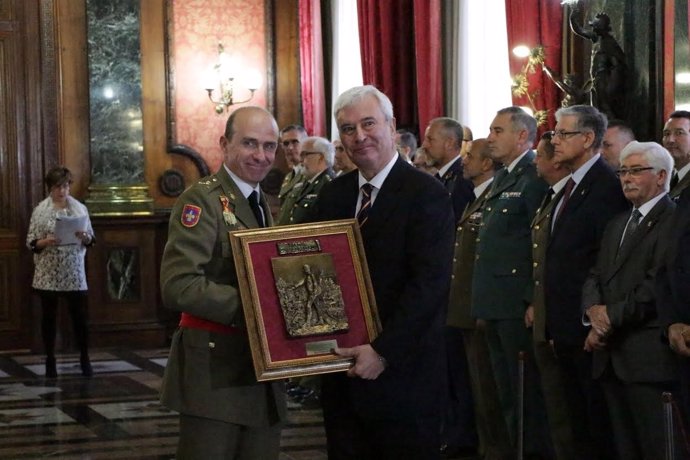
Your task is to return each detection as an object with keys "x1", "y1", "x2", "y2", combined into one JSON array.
[
  {"x1": 608, "y1": 195, "x2": 673, "y2": 279},
  {"x1": 361, "y1": 158, "x2": 408, "y2": 239},
  {"x1": 551, "y1": 158, "x2": 607, "y2": 236}
]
